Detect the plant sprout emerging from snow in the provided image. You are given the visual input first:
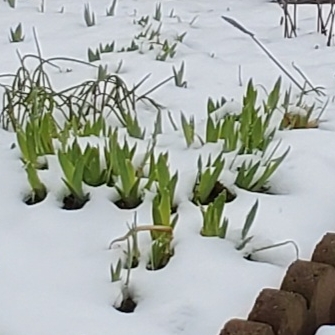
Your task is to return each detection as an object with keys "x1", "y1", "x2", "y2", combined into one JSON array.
[
  {"x1": 84, "y1": 4, "x2": 96, "y2": 27},
  {"x1": 172, "y1": 61, "x2": 187, "y2": 88},
  {"x1": 110, "y1": 259, "x2": 122, "y2": 282},
  {"x1": 147, "y1": 232, "x2": 174, "y2": 270},
  {"x1": 82, "y1": 144, "x2": 105, "y2": 187},
  {"x1": 235, "y1": 200, "x2": 259, "y2": 251},
  {"x1": 207, "y1": 96, "x2": 227, "y2": 115},
  {"x1": 119, "y1": 39, "x2": 139, "y2": 52},
  {"x1": 57, "y1": 140, "x2": 90, "y2": 209},
  {"x1": 235, "y1": 146, "x2": 290, "y2": 193},
  {"x1": 153, "y1": 3, "x2": 162, "y2": 21},
  {"x1": 113, "y1": 154, "x2": 144, "y2": 209},
  {"x1": 106, "y1": 0, "x2": 117, "y2": 16},
  {"x1": 9, "y1": 23, "x2": 24, "y2": 43},
  {"x1": 200, "y1": 191, "x2": 229, "y2": 238},
  {"x1": 238, "y1": 79, "x2": 276, "y2": 154},
  {"x1": 205, "y1": 114, "x2": 239, "y2": 152},
  {"x1": 6, "y1": 0, "x2": 16, "y2": 9},
  {"x1": 205, "y1": 78, "x2": 281, "y2": 153},
  {"x1": 109, "y1": 219, "x2": 174, "y2": 270},
  {"x1": 24, "y1": 162, "x2": 47, "y2": 205},
  {"x1": 109, "y1": 214, "x2": 173, "y2": 311},
  {"x1": 180, "y1": 112, "x2": 195, "y2": 148},
  {"x1": 103, "y1": 130, "x2": 137, "y2": 186},
  {"x1": 233, "y1": 200, "x2": 299, "y2": 261},
  {"x1": 110, "y1": 139, "x2": 155, "y2": 209},
  {"x1": 148, "y1": 152, "x2": 178, "y2": 208},
  {"x1": 152, "y1": 189, "x2": 179, "y2": 229},
  {"x1": 39, "y1": 0, "x2": 45, "y2": 13},
  {"x1": 87, "y1": 48, "x2": 100, "y2": 62},
  {"x1": 156, "y1": 40, "x2": 177, "y2": 61},
  {"x1": 99, "y1": 41, "x2": 115, "y2": 53},
  {"x1": 280, "y1": 85, "x2": 328, "y2": 130},
  {"x1": 136, "y1": 15, "x2": 150, "y2": 27},
  {"x1": 193, "y1": 153, "x2": 225, "y2": 205},
  {"x1": 175, "y1": 31, "x2": 187, "y2": 42},
  {"x1": 16, "y1": 113, "x2": 56, "y2": 169}
]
